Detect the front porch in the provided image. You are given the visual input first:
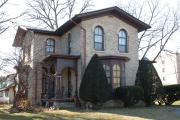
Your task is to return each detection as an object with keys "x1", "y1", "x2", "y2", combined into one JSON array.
[{"x1": 40, "y1": 54, "x2": 80, "y2": 107}]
